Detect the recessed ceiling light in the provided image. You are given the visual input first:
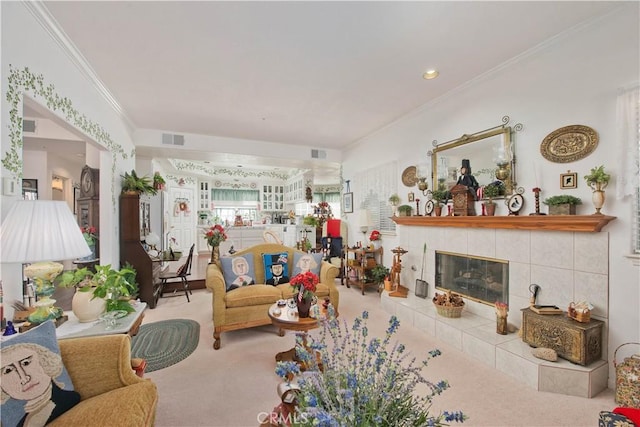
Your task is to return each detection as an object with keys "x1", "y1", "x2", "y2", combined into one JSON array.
[{"x1": 423, "y1": 69, "x2": 439, "y2": 80}]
